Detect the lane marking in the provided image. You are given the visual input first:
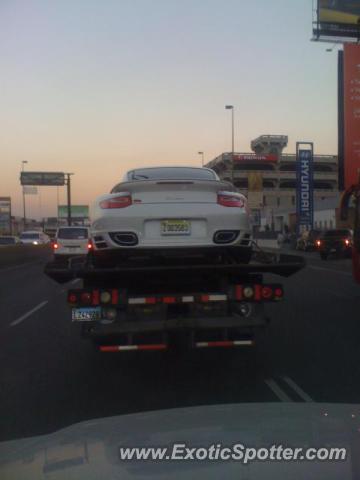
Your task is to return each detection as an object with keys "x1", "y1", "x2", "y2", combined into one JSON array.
[
  {"x1": 308, "y1": 265, "x2": 352, "y2": 276},
  {"x1": 0, "y1": 261, "x2": 39, "y2": 273},
  {"x1": 10, "y1": 301, "x2": 48, "y2": 327},
  {"x1": 282, "y1": 376, "x2": 313, "y2": 402},
  {"x1": 70, "y1": 279, "x2": 80, "y2": 285},
  {"x1": 265, "y1": 378, "x2": 292, "y2": 402}
]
